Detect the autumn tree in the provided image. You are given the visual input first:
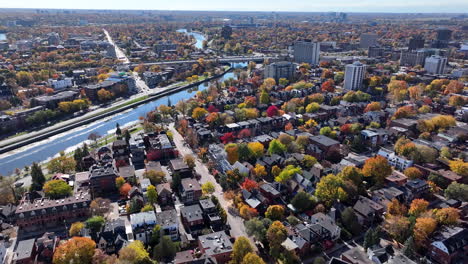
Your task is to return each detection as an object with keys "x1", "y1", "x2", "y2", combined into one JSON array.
[
  {"x1": 275, "y1": 165, "x2": 301, "y2": 184},
  {"x1": 409, "y1": 199, "x2": 429, "y2": 217},
  {"x1": 247, "y1": 142, "x2": 264, "y2": 159},
  {"x1": 118, "y1": 240, "x2": 152, "y2": 264},
  {"x1": 90, "y1": 198, "x2": 111, "y2": 216},
  {"x1": 384, "y1": 215, "x2": 410, "y2": 243},
  {"x1": 69, "y1": 222, "x2": 84, "y2": 237},
  {"x1": 115, "y1": 176, "x2": 125, "y2": 189},
  {"x1": 267, "y1": 221, "x2": 288, "y2": 258},
  {"x1": 435, "y1": 207, "x2": 459, "y2": 225},
  {"x1": 225, "y1": 143, "x2": 239, "y2": 164},
  {"x1": 362, "y1": 155, "x2": 392, "y2": 186},
  {"x1": 201, "y1": 182, "x2": 215, "y2": 194},
  {"x1": 404, "y1": 167, "x2": 423, "y2": 180},
  {"x1": 449, "y1": 159, "x2": 468, "y2": 177},
  {"x1": 47, "y1": 154, "x2": 77, "y2": 174},
  {"x1": 241, "y1": 253, "x2": 265, "y2": 264},
  {"x1": 413, "y1": 217, "x2": 437, "y2": 244},
  {"x1": 147, "y1": 185, "x2": 158, "y2": 204},
  {"x1": 387, "y1": 198, "x2": 407, "y2": 216},
  {"x1": 144, "y1": 170, "x2": 166, "y2": 185},
  {"x1": 120, "y1": 183, "x2": 132, "y2": 196},
  {"x1": 44, "y1": 180, "x2": 73, "y2": 199},
  {"x1": 241, "y1": 178, "x2": 258, "y2": 191},
  {"x1": 53, "y1": 237, "x2": 96, "y2": 264},
  {"x1": 291, "y1": 191, "x2": 316, "y2": 212},
  {"x1": 192, "y1": 107, "x2": 208, "y2": 120},
  {"x1": 265, "y1": 205, "x2": 285, "y2": 221},
  {"x1": 315, "y1": 174, "x2": 347, "y2": 206},
  {"x1": 231, "y1": 236, "x2": 254, "y2": 264},
  {"x1": 184, "y1": 154, "x2": 196, "y2": 170},
  {"x1": 364, "y1": 102, "x2": 381, "y2": 112},
  {"x1": 97, "y1": 88, "x2": 113, "y2": 101},
  {"x1": 268, "y1": 139, "x2": 286, "y2": 155}
]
